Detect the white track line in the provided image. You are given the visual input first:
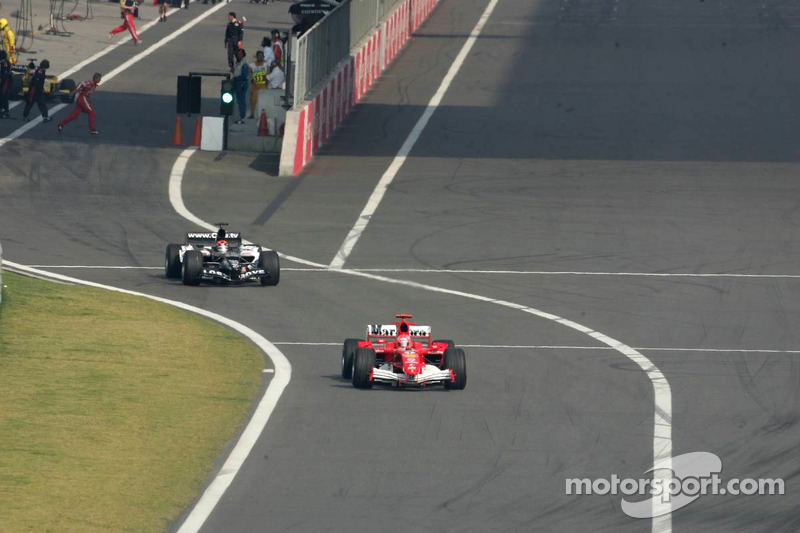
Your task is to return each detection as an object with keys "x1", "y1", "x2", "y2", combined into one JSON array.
[
  {"x1": 0, "y1": 1, "x2": 227, "y2": 150},
  {"x1": 328, "y1": 0, "x2": 501, "y2": 269},
  {"x1": 3, "y1": 260, "x2": 291, "y2": 533},
  {"x1": 26, "y1": 265, "x2": 800, "y2": 279},
  {"x1": 272, "y1": 342, "x2": 800, "y2": 354},
  {"x1": 170, "y1": 157, "x2": 673, "y2": 533}
]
